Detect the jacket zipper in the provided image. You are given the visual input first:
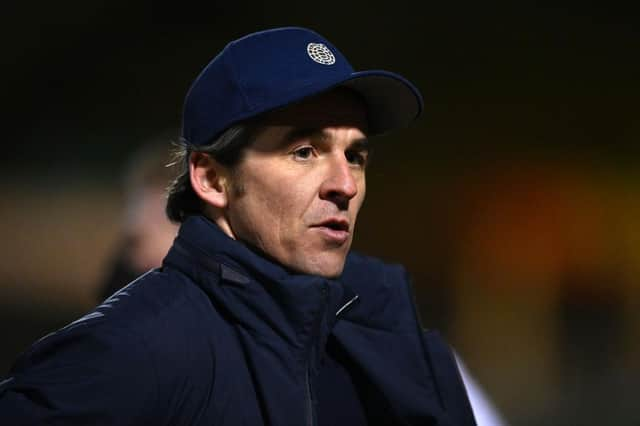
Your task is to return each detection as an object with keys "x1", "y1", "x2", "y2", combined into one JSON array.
[
  {"x1": 335, "y1": 294, "x2": 359, "y2": 317},
  {"x1": 305, "y1": 282, "x2": 331, "y2": 426},
  {"x1": 305, "y1": 365, "x2": 313, "y2": 426}
]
